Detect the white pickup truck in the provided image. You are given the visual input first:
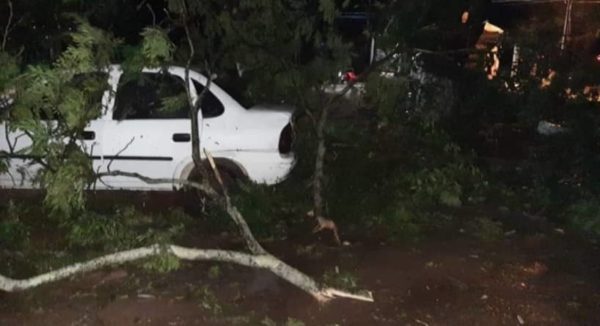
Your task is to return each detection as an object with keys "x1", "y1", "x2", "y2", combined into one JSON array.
[{"x1": 0, "y1": 65, "x2": 295, "y2": 190}]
